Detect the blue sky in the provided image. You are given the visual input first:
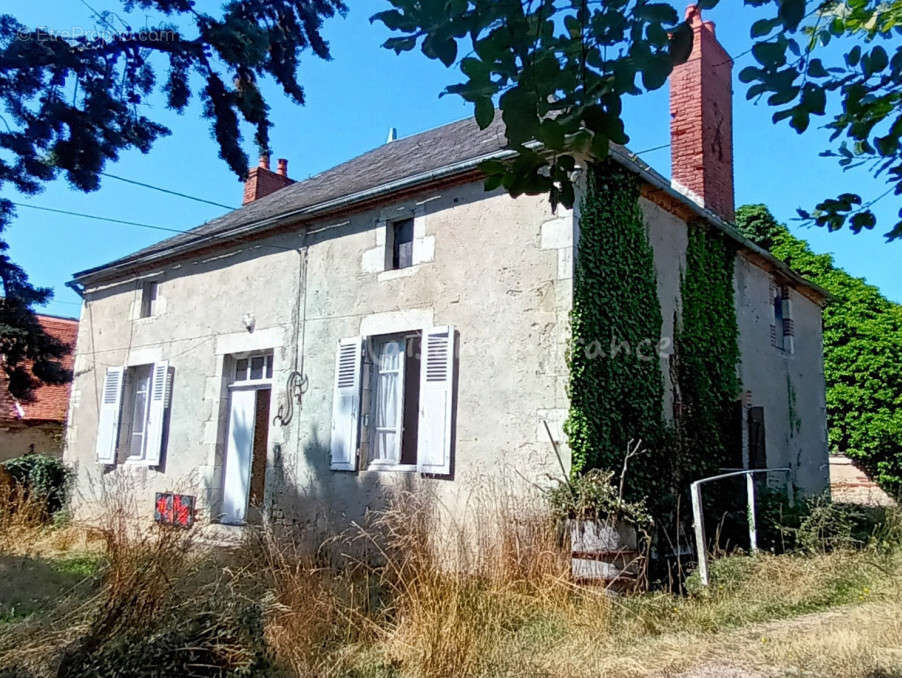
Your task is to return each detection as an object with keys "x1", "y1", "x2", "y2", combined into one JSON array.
[{"x1": 7, "y1": 1, "x2": 900, "y2": 319}]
